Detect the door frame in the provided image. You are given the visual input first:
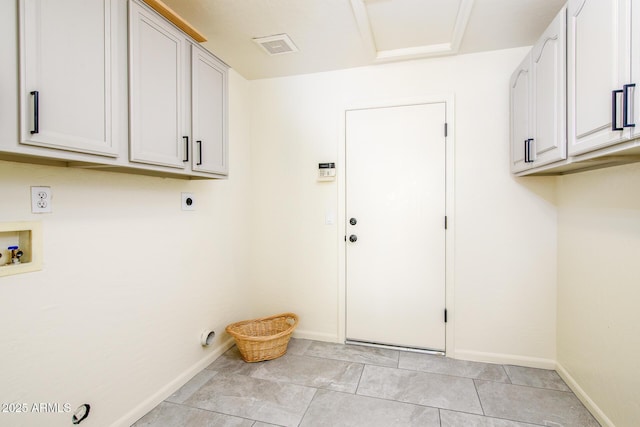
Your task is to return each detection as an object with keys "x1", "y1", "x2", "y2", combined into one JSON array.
[{"x1": 337, "y1": 94, "x2": 456, "y2": 356}]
